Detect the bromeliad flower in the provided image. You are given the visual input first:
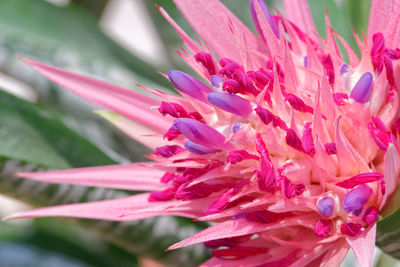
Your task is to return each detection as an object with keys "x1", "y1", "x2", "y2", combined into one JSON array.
[{"x1": 5, "y1": 0, "x2": 400, "y2": 266}]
